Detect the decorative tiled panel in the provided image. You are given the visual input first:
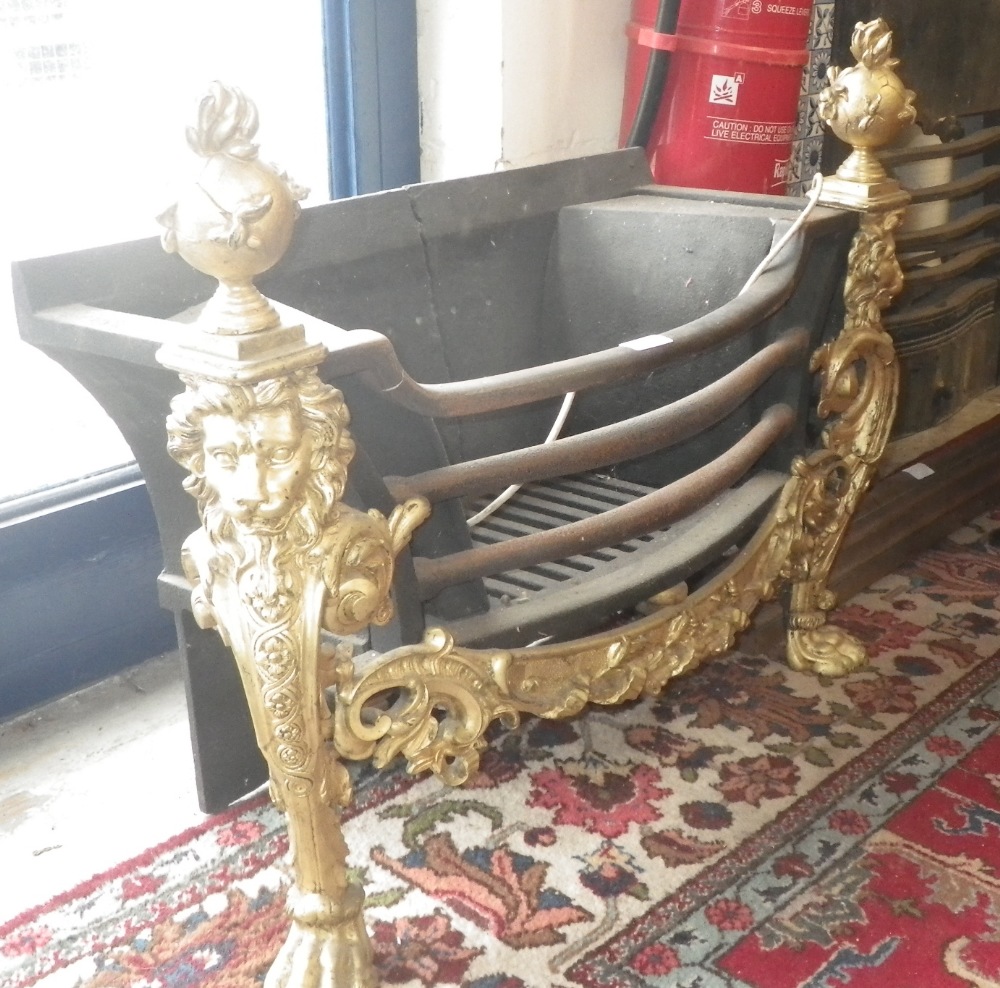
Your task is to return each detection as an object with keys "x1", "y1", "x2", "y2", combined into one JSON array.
[{"x1": 788, "y1": 0, "x2": 837, "y2": 196}]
